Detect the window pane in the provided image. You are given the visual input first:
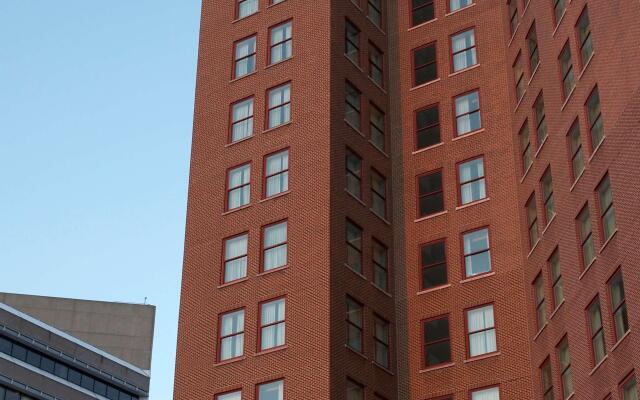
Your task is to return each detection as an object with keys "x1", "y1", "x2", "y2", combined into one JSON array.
[
  {"x1": 346, "y1": 380, "x2": 364, "y2": 400},
  {"x1": 235, "y1": 36, "x2": 256, "y2": 77},
  {"x1": 455, "y1": 91, "x2": 481, "y2": 135},
  {"x1": 472, "y1": 387, "x2": 500, "y2": 400},
  {"x1": 452, "y1": 29, "x2": 476, "y2": 71},
  {"x1": 238, "y1": 0, "x2": 258, "y2": 18},
  {"x1": 450, "y1": 0, "x2": 472, "y2": 11},
  {"x1": 623, "y1": 377, "x2": 638, "y2": 400},
  {"x1": 218, "y1": 392, "x2": 242, "y2": 400},
  {"x1": 258, "y1": 380, "x2": 284, "y2": 400},
  {"x1": 271, "y1": 22, "x2": 292, "y2": 64},
  {"x1": 416, "y1": 105, "x2": 440, "y2": 149},
  {"x1": 459, "y1": 158, "x2": 485, "y2": 204},
  {"x1": 231, "y1": 98, "x2": 254, "y2": 142},
  {"x1": 414, "y1": 44, "x2": 437, "y2": 85},
  {"x1": 463, "y1": 228, "x2": 490, "y2": 277},
  {"x1": 412, "y1": 0, "x2": 434, "y2": 26}
]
